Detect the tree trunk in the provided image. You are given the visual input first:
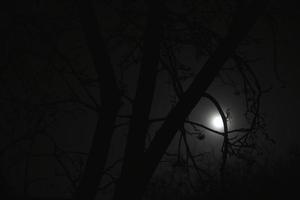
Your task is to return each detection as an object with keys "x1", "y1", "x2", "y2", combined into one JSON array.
[
  {"x1": 73, "y1": 1, "x2": 121, "y2": 200},
  {"x1": 113, "y1": 1, "x2": 164, "y2": 199}
]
